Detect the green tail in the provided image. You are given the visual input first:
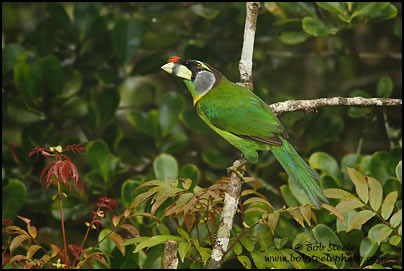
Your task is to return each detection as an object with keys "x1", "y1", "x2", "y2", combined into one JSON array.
[{"x1": 271, "y1": 137, "x2": 328, "y2": 208}]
